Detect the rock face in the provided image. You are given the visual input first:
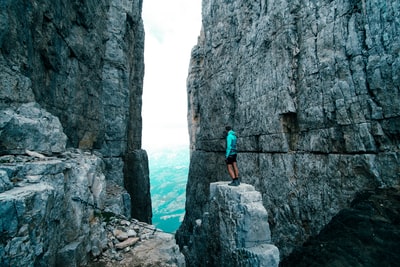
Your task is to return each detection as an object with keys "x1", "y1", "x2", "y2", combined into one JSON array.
[
  {"x1": 0, "y1": 103, "x2": 67, "y2": 153},
  {"x1": 184, "y1": 182, "x2": 279, "y2": 267},
  {"x1": 178, "y1": 0, "x2": 400, "y2": 263},
  {"x1": 0, "y1": 150, "x2": 185, "y2": 266},
  {"x1": 280, "y1": 187, "x2": 400, "y2": 267},
  {"x1": 0, "y1": 151, "x2": 107, "y2": 266},
  {"x1": 0, "y1": 0, "x2": 150, "y2": 220},
  {"x1": 0, "y1": 0, "x2": 156, "y2": 265}
]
